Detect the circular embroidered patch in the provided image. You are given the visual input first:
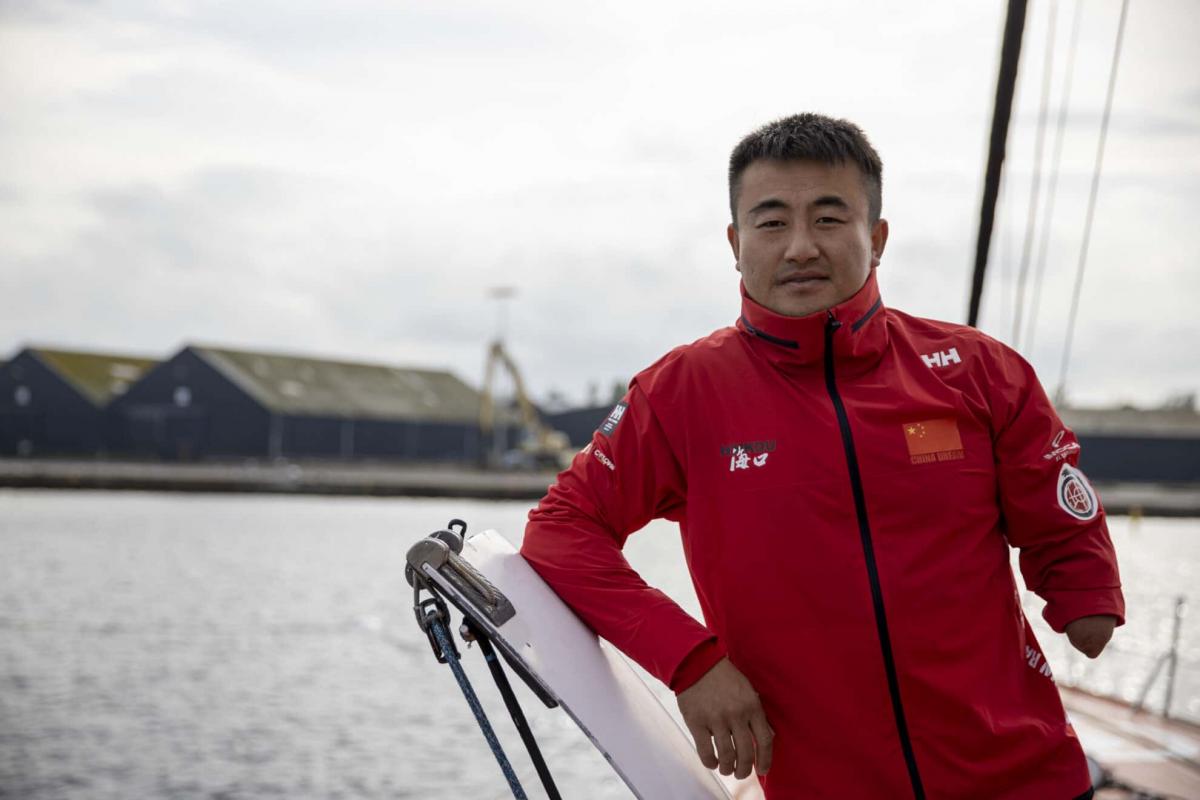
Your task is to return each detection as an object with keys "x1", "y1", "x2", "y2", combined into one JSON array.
[{"x1": 1057, "y1": 463, "x2": 1098, "y2": 521}]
